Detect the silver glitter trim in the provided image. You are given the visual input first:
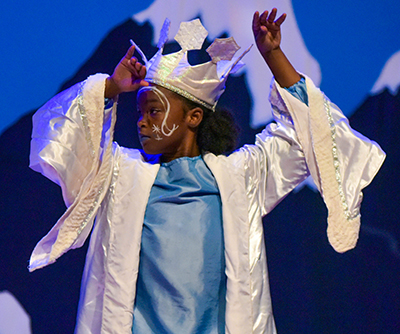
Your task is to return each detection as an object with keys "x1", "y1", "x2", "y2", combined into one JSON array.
[
  {"x1": 75, "y1": 80, "x2": 109, "y2": 236},
  {"x1": 110, "y1": 158, "x2": 119, "y2": 197},
  {"x1": 77, "y1": 82, "x2": 96, "y2": 157},
  {"x1": 324, "y1": 98, "x2": 358, "y2": 220},
  {"x1": 76, "y1": 182, "x2": 105, "y2": 236},
  {"x1": 147, "y1": 79, "x2": 216, "y2": 111}
]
